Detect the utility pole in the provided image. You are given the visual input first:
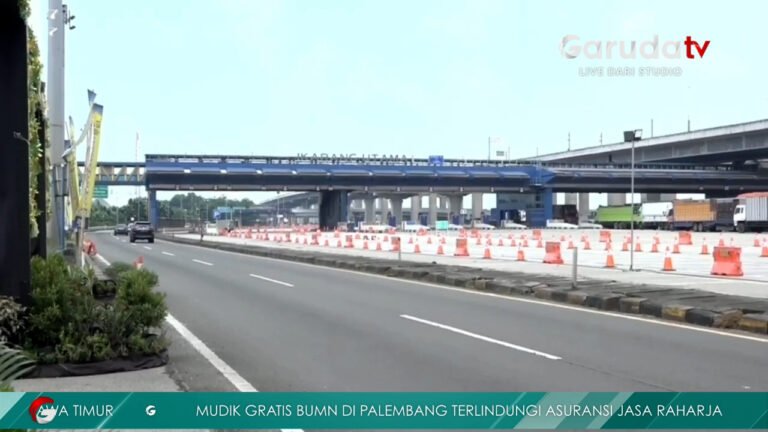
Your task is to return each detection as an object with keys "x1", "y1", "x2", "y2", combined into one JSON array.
[
  {"x1": 651, "y1": 119, "x2": 654, "y2": 137},
  {"x1": 135, "y1": 132, "x2": 140, "y2": 219},
  {"x1": 568, "y1": 132, "x2": 571, "y2": 151},
  {"x1": 47, "y1": 0, "x2": 75, "y2": 253},
  {"x1": 599, "y1": 133, "x2": 603, "y2": 145}
]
